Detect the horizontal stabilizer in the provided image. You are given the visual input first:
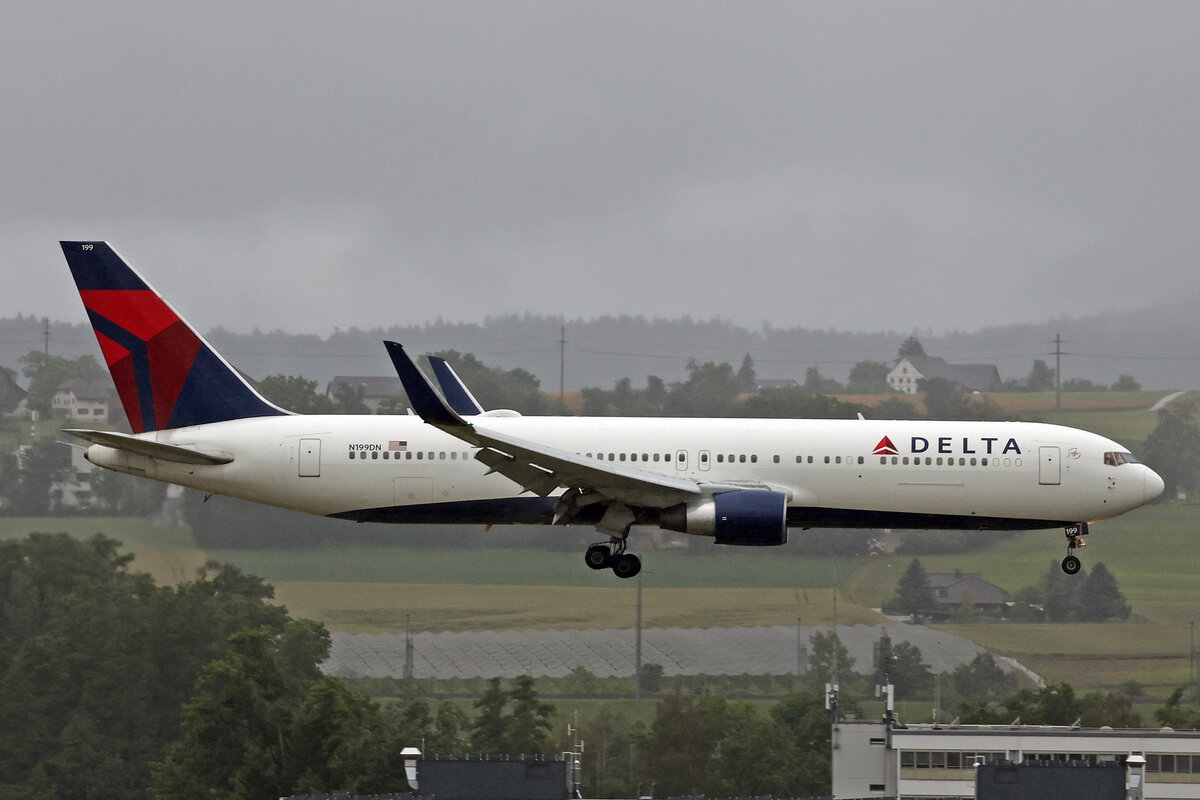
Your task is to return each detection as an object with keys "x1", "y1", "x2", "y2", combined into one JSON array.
[{"x1": 63, "y1": 429, "x2": 234, "y2": 466}]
